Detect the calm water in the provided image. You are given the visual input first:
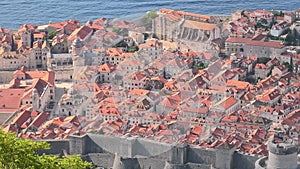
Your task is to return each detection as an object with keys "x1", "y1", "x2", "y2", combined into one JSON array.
[{"x1": 0, "y1": 0, "x2": 299, "y2": 29}]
